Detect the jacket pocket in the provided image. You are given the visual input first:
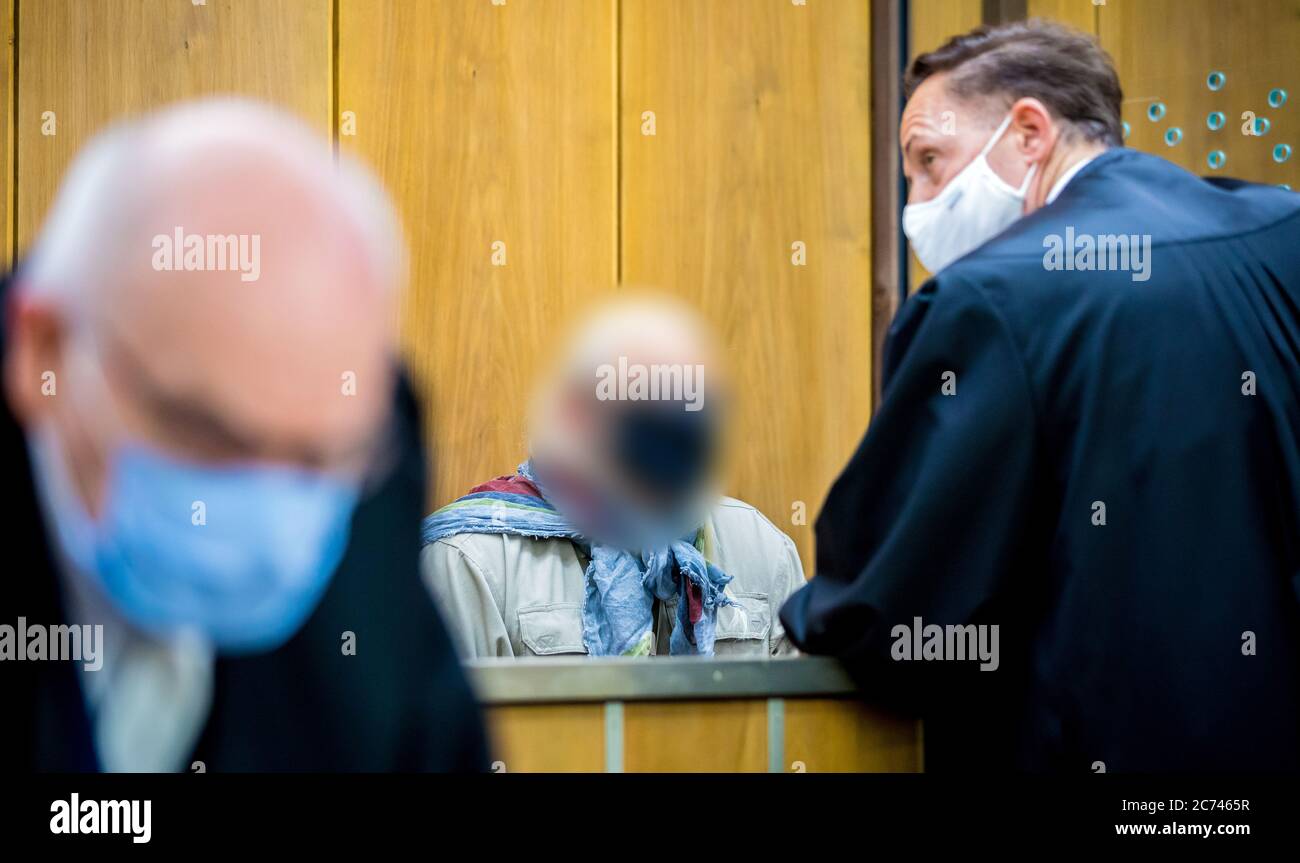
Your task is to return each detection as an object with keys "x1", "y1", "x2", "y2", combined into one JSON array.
[
  {"x1": 713, "y1": 592, "x2": 770, "y2": 656},
  {"x1": 518, "y1": 602, "x2": 588, "y2": 656}
]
